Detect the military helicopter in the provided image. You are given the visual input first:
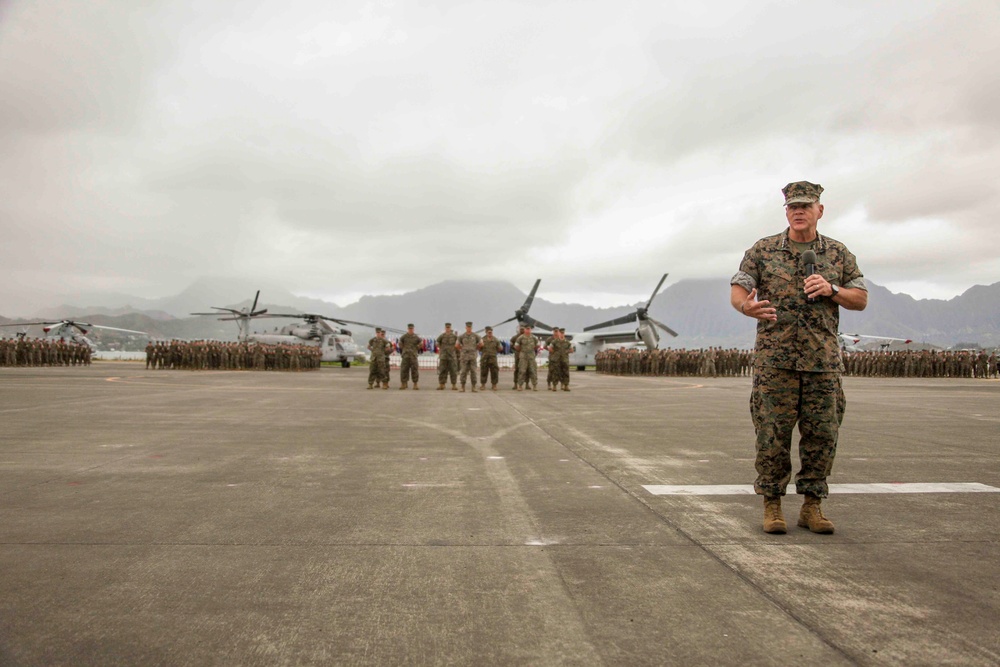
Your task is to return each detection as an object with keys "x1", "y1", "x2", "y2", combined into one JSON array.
[
  {"x1": 191, "y1": 290, "x2": 269, "y2": 340},
  {"x1": 839, "y1": 332, "x2": 913, "y2": 352},
  {"x1": 0, "y1": 319, "x2": 148, "y2": 350},
  {"x1": 488, "y1": 275, "x2": 679, "y2": 370},
  {"x1": 192, "y1": 292, "x2": 401, "y2": 367},
  {"x1": 255, "y1": 313, "x2": 406, "y2": 367}
]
